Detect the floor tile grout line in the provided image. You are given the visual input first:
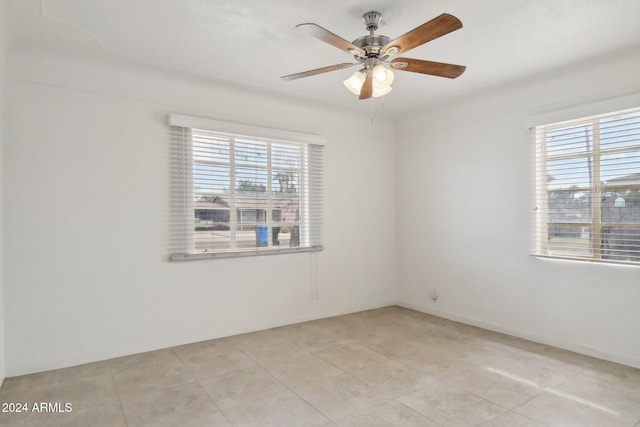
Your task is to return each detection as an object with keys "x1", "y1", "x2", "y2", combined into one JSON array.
[
  {"x1": 235, "y1": 347, "x2": 342, "y2": 424},
  {"x1": 468, "y1": 389, "x2": 518, "y2": 412},
  {"x1": 105, "y1": 359, "x2": 131, "y2": 427},
  {"x1": 240, "y1": 336, "x2": 437, "y2": 424},
  {"x1": 269, "y1": 339, "x2": 432, "y2": 422},
  {"x1": 193, "y1": 378, "x2": 233, "y2": 427},
  {"x1": 168, "y1": 347, "x2": 235, "y2": 426},
  {"x1": 392, "y1": 397, "x2": 446, "y2": 426},
  {"x1": 476, "y1": 409, "x2": 550, "y2": 427},
  {"x1": 509, "y1": 393, "x2": 550, "y2": 426},
  {"x1": 110, "y1": 349, "x2": 210, "y2": 426},
  {"x1": 19, "y1": 363, "x2": 129, "y2": 426}
]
